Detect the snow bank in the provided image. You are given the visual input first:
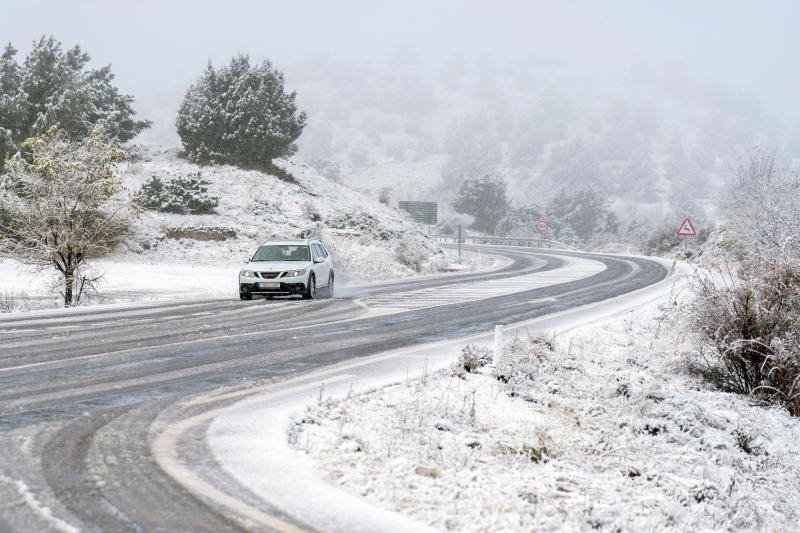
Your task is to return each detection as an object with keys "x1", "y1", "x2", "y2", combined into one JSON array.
[{"x1": 293, "y1": 307, "x2": 800, "y2": 531}]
